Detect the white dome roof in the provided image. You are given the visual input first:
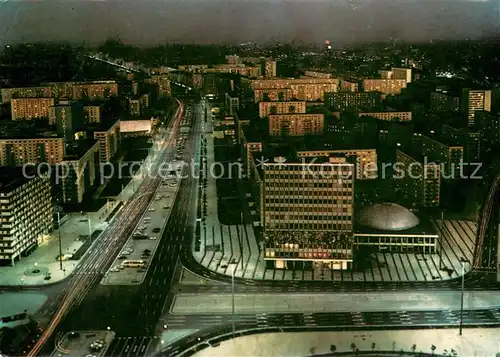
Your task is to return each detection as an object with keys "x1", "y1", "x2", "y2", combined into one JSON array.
[{"x1": 357, "y1": 203, "x2": 420, "y2": 231}]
